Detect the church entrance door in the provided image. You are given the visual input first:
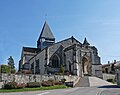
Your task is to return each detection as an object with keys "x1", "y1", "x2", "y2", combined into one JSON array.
[{"x1": 82, "y1": 57, "x2": 90, "y2": 75}]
